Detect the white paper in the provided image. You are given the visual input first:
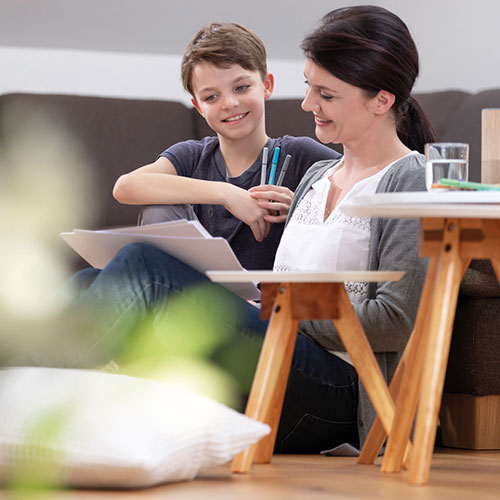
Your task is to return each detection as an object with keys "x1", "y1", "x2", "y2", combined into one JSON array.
[
  {"x1": 97, "y1": 220, "x2": 211, "y2": 238},
  {"x1": 60, "y1": 221, "x2": 260, "y2": 300}
]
